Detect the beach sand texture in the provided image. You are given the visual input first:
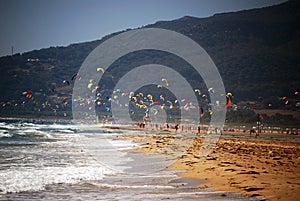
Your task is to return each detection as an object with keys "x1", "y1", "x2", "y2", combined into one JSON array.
[{"x1": 117, "y1": 131, "x2": 300, "y2": 201}]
